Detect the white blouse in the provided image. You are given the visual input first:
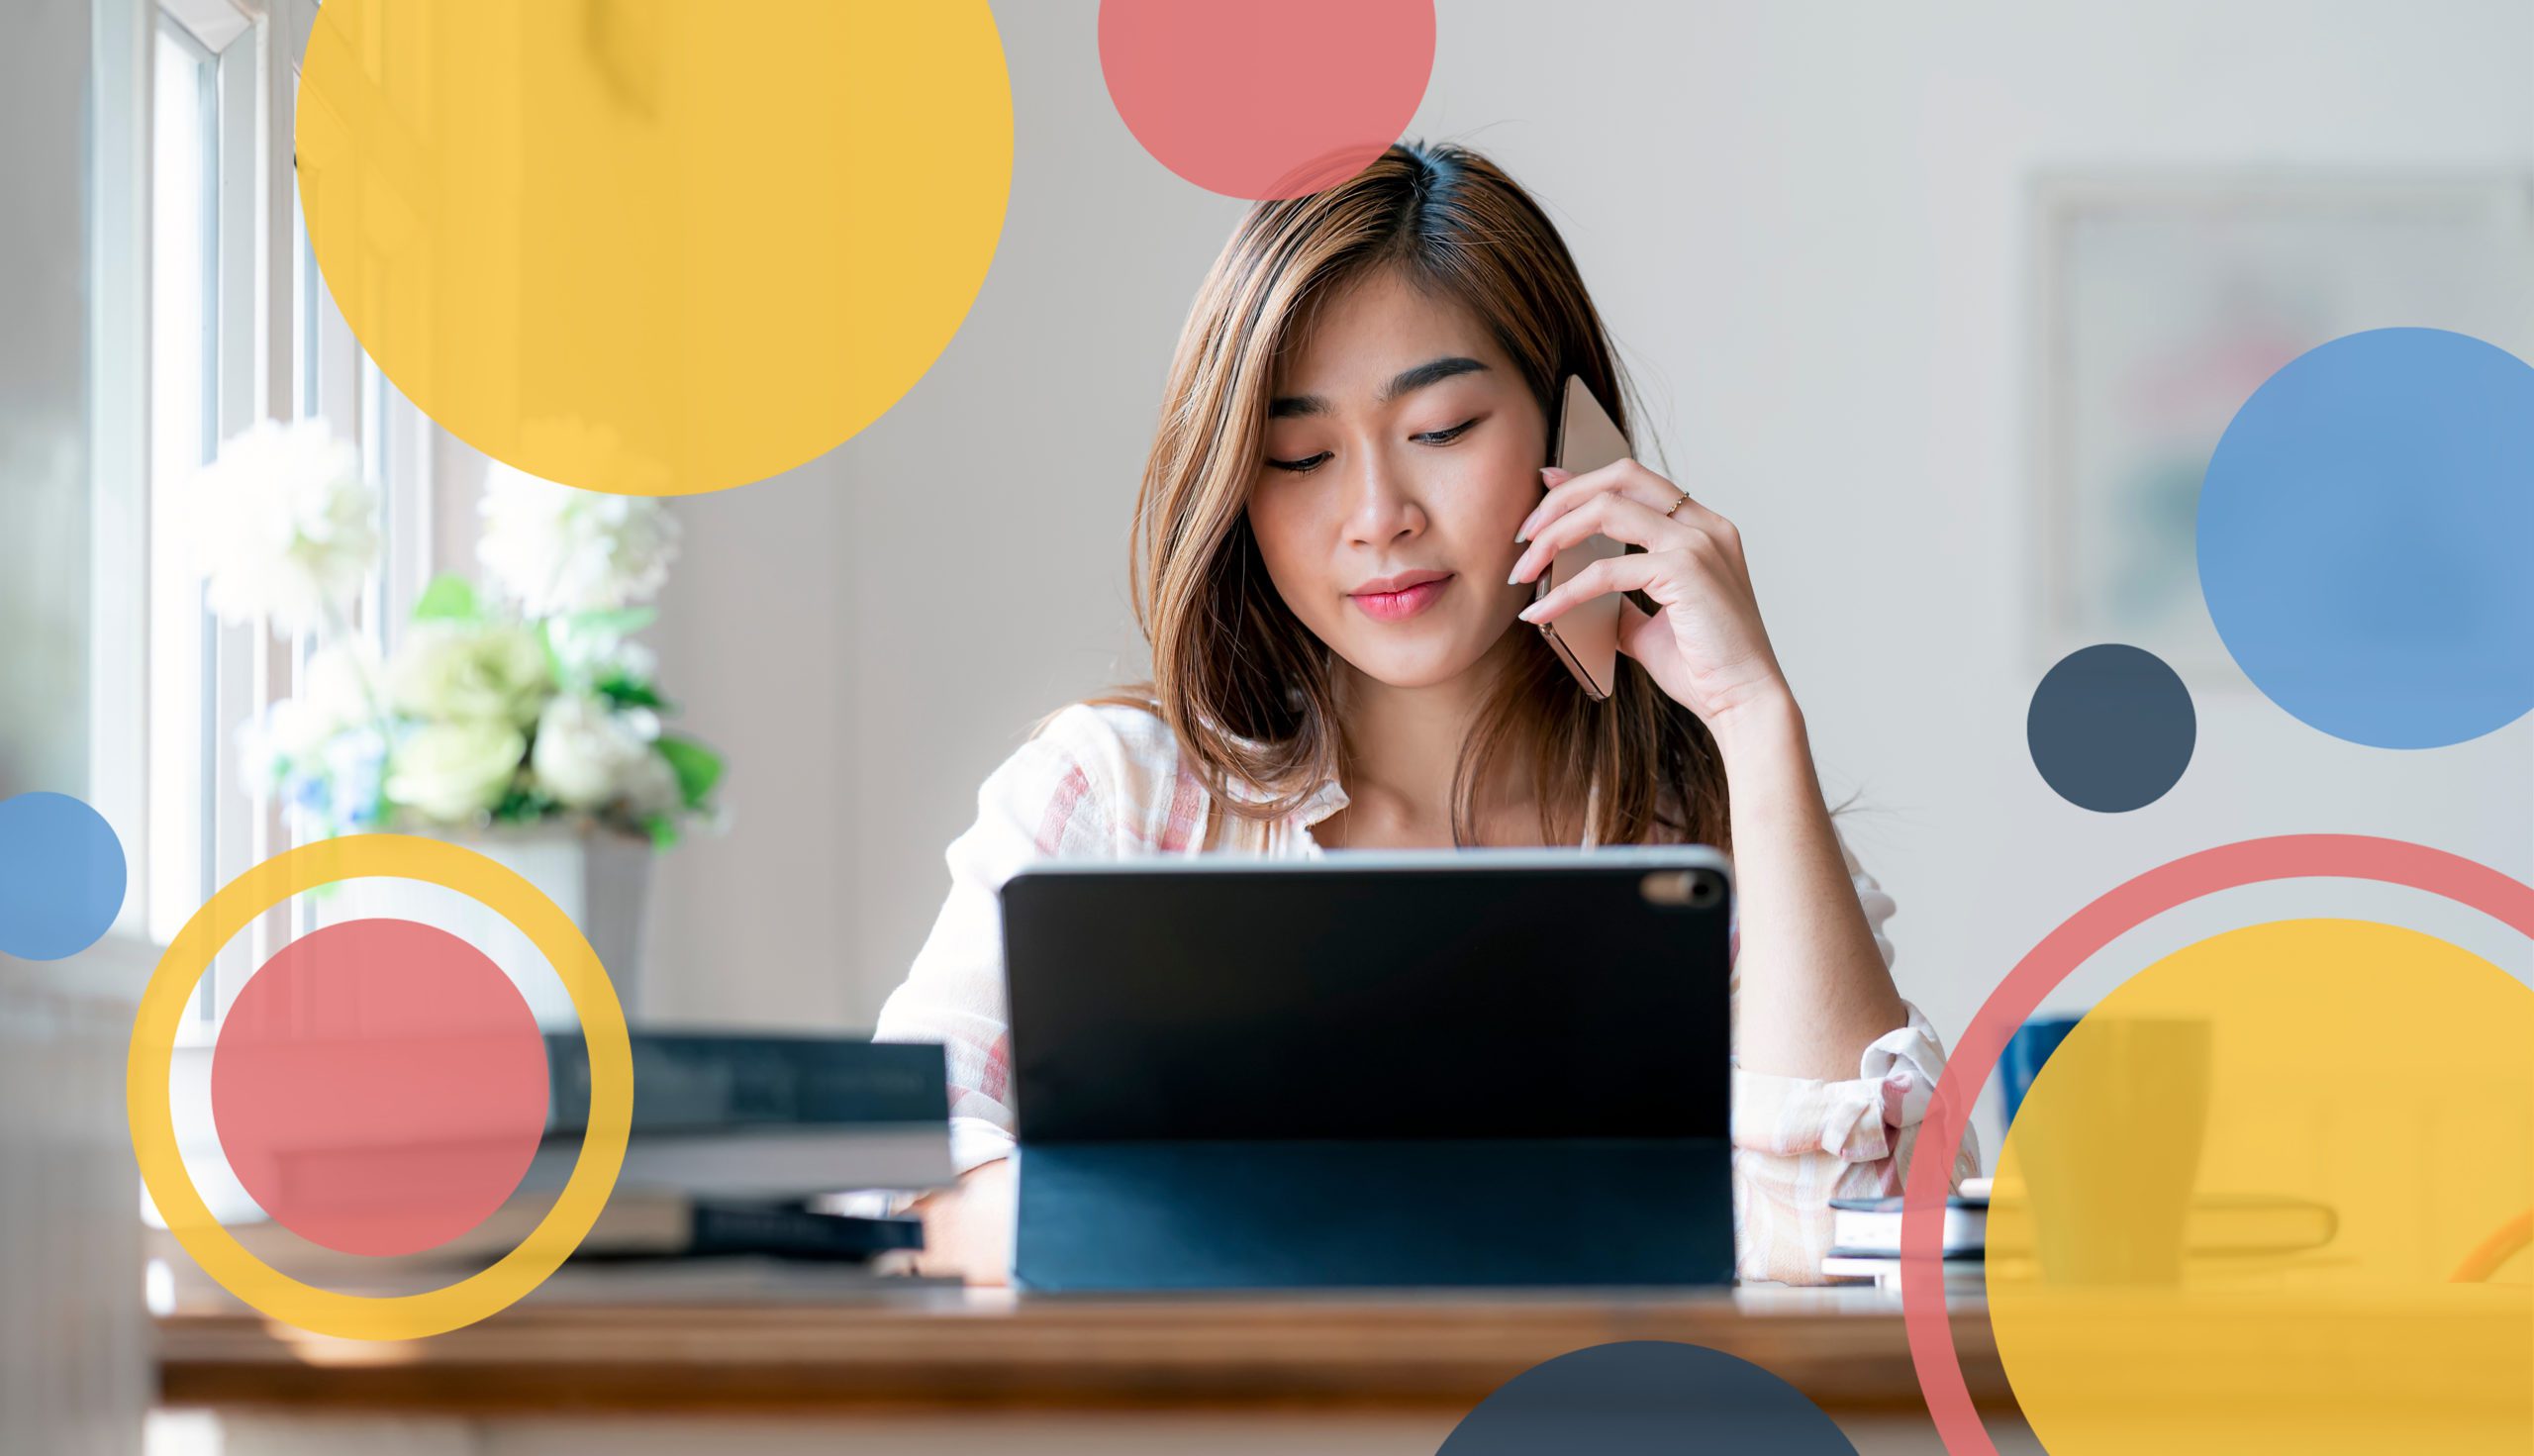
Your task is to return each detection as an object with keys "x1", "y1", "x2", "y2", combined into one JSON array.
[{"x1": 872, "y1": 701, "x2": 1982, "y2": 1284}]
